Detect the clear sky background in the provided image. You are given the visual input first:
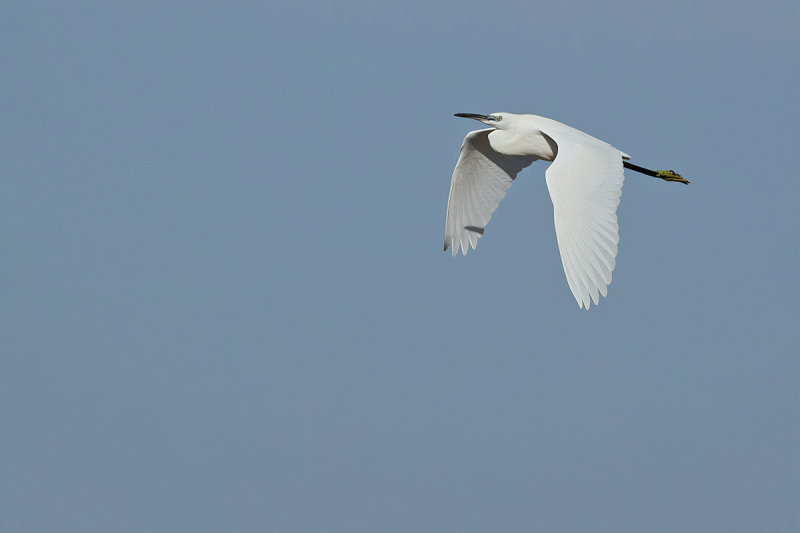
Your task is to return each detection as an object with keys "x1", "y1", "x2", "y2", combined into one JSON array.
[{"x1": 1, "y1": 1, "x2": 798, "y2": 532}]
